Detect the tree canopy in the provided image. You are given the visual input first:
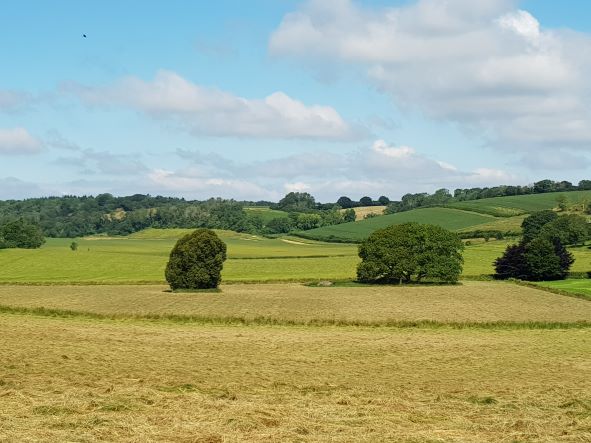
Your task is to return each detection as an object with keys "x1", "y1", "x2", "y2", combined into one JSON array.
[
  {"x1": 357, "y1": 223, "x2": 464, "y2": 284},
  {"x1": 494, "y1": 212, "x2": 577, "y2": 281},
  {"x1": 165, "y1": 229, "x2": 227, "y2": 290},
  {"x1": 0, "y1": 219, "x2": 45, "y2": 249}
]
